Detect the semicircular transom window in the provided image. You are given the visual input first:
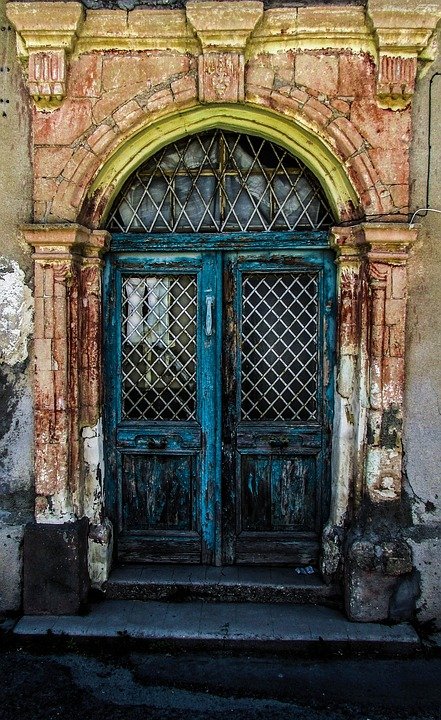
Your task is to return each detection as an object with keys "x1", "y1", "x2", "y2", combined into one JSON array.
[{"x1": 107, "y1": 130, "x2": 333, "y2": 233}]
